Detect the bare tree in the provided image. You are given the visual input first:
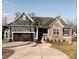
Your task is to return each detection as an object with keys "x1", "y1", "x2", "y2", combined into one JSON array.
[
  {"x1": 29, "y1": 12, "x2": 36, "y2": 17},
  {"x1": 2, "y1": 17, "x2": 8, "y2": 39},
  {"x1": 67, "y1": 18, "x2": 77, "y2": 34},
  {"x1": 2, "y1": 17, "x2": 8, "y2": 26},
  {"x1": 15, "y1": 12, "x2": 21, "y2": 18}
]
